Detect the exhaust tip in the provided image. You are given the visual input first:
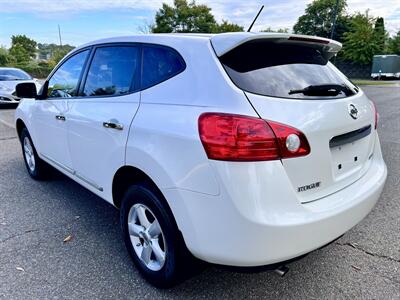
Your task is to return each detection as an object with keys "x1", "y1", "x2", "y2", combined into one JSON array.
[{"x1": 273, "y1": 265, "x2": 289, "y2": 277}]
